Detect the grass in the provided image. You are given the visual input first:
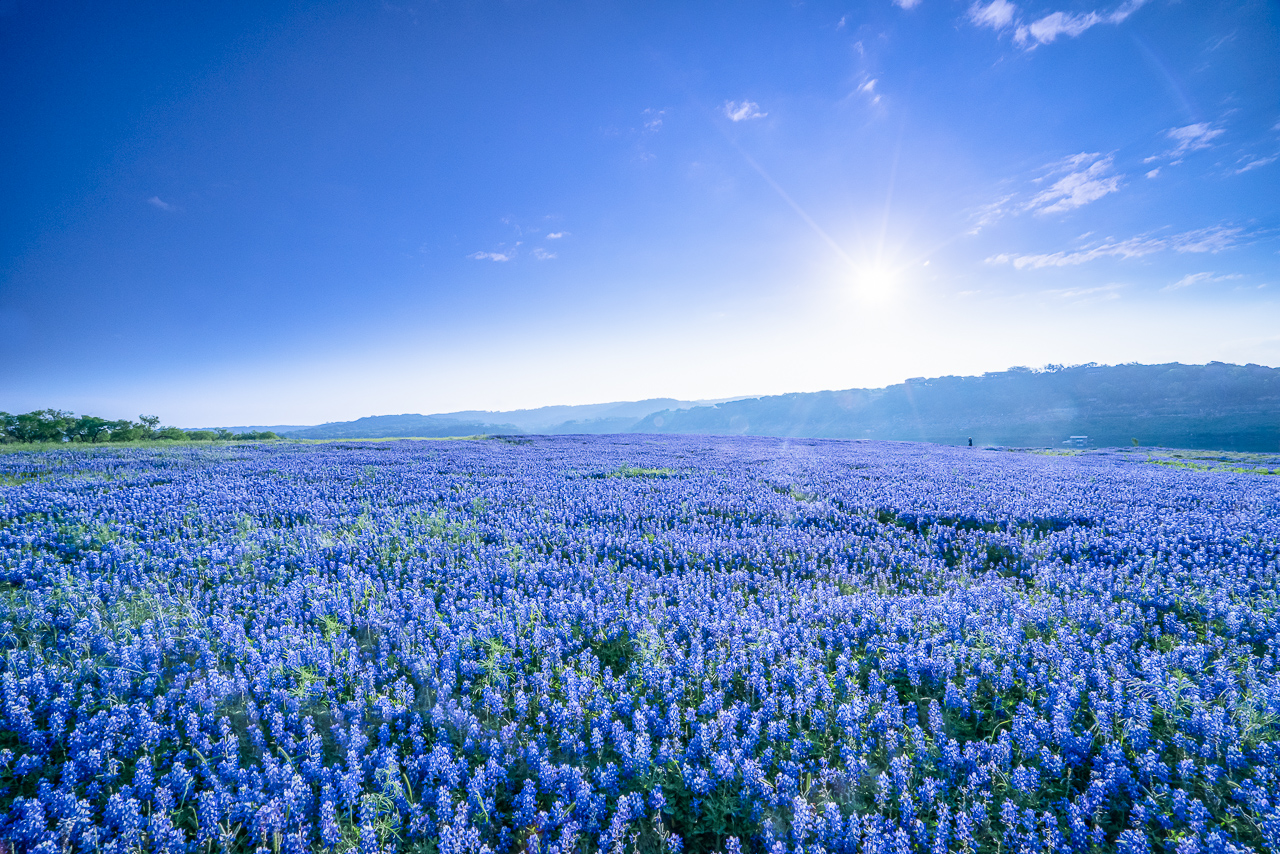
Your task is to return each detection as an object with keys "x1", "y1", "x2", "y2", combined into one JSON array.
[
  {"x1": 1130, "y1": 448, "x2": 1280, "y2": 475},
  {"x1": 296, "y1": 435, "x2": 490, "y2": 443},
  {"x1": 0, "y1": 436, "x2": 495, "y2": 455},
  {"x1": 1019, "y1": 445, "x2": 1280, "y2": 473},
  {"x1": 0, "y1": 438, "x2": 282, "y2": 454},
  {"x1": 1148, "y1": 459, "x2": 1278, "y2": 475},
  {"x1": 609, "y1": 465, "x2": 677, "y2": 478}
]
